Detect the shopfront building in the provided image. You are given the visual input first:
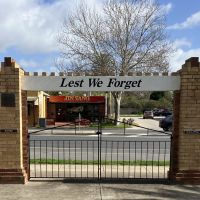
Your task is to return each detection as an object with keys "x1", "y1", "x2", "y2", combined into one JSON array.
[
  {"x1": 27, "y1": 91, "x2": 49, "y2": 127},
  {"x1": 47, "y1": 95, "x2": 105, "y2": 123}
]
